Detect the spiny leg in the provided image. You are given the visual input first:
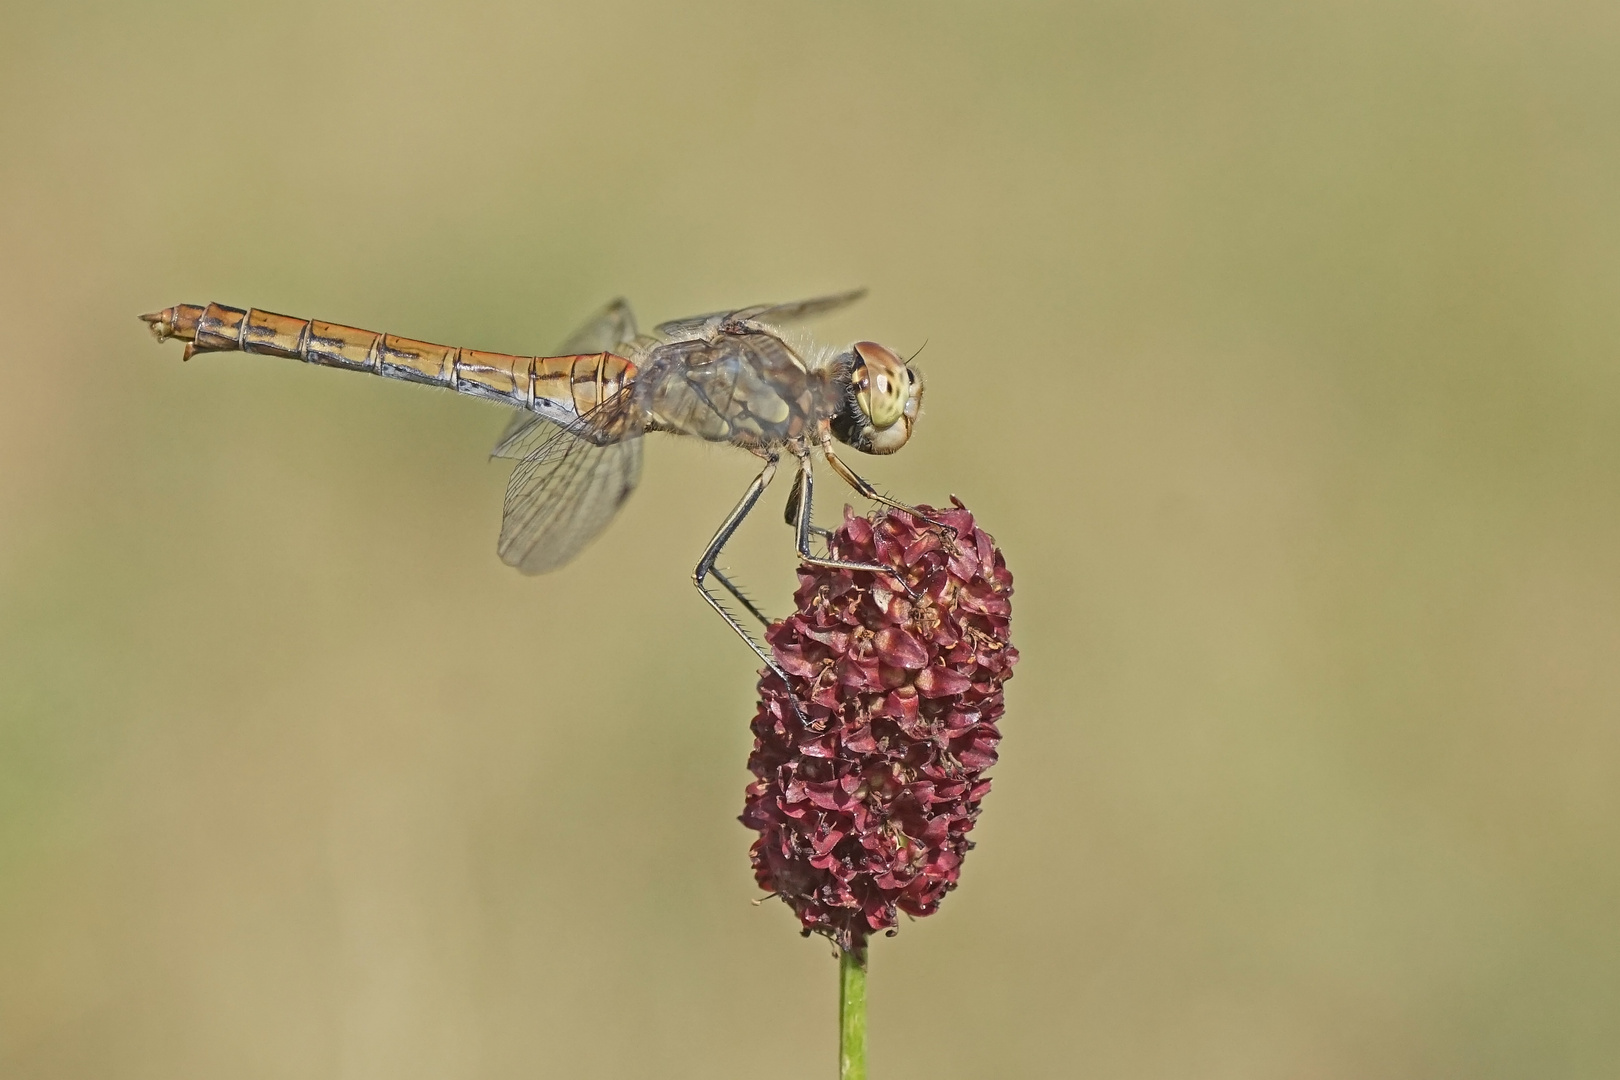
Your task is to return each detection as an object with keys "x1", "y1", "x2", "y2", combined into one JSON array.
[
  {"x1": 711, "y1": 567, "x2": 771, "y2": 629},
  {"x1": 820, "y1": 441, "x2": 958, "y2": 537},
  {"x1": 792, "y1": 453, "x2": 918, "y2": 596},
  {"x1": 693, "y1": 455, "x2": 790, "y2": 679}
]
